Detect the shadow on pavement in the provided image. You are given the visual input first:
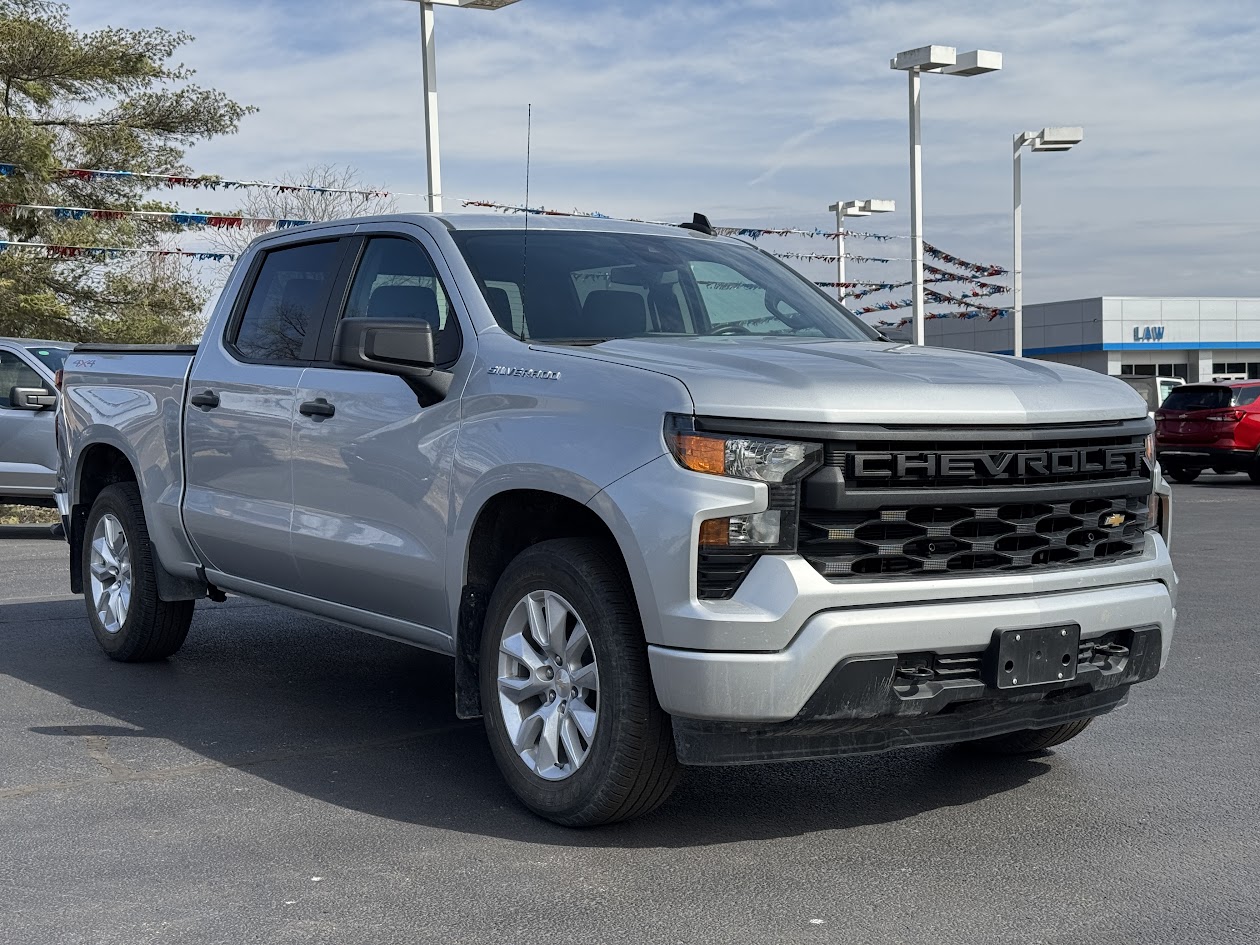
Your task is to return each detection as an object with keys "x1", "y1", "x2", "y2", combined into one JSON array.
[
  {"x1": 0, "y1": 524, "x2": 61, "y2": 540},
  {"x1": 0, "y1": 596, "x2": 1051, "y2": 849}
]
